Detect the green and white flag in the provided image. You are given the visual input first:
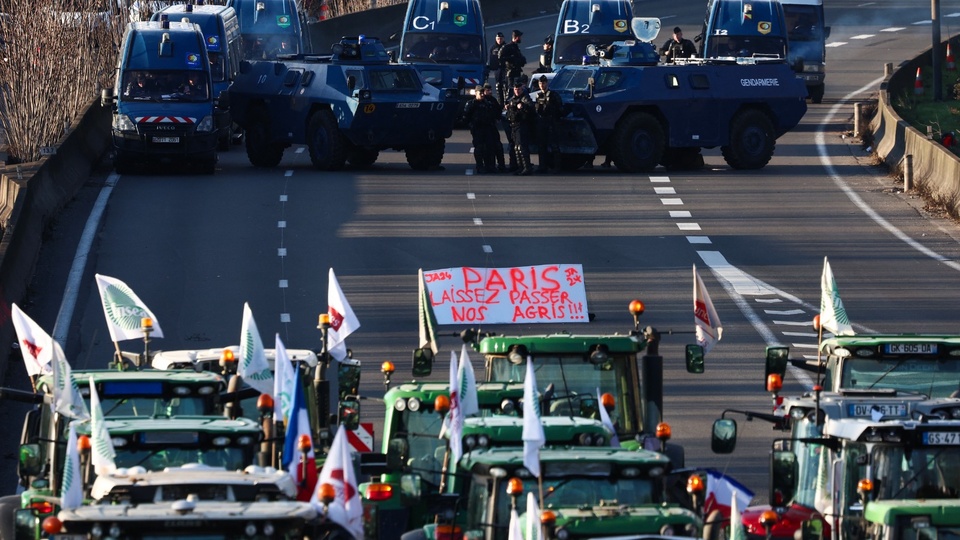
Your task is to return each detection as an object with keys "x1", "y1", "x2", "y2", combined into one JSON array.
[
  {"x1": 89, "y1": 376, "x2": 116, "y2": 476},
  {"x1": 95, "y1": 274, "x2": 164, "y2": 341},
  {"x1": 60, "y1": 424, "x2": 83, "y2": 510},
  {"x1": 522, "y1": 356, "x2": 545, "y2": 478},
  {"x1": 273, "y1": 334, "x2": 297, "y2": 423},
  {"x1": 458, "y1": 344, "x2": 479, "y2": 418},
  {"x1": 239, "y1": 303, "x2": 274, "y2": 395},
  {"x1": 526, "y1": 492, "x2": 544, "y2": 540},
  {"x1": 52, "y1": 342, "x2": 89, "y2": 420},
  {"x1": 819, "y1": 257, "x2": 854, "y2": 336},
  {"x1": 729, "y1": 487, "x2": 748, "y2": 540}
]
